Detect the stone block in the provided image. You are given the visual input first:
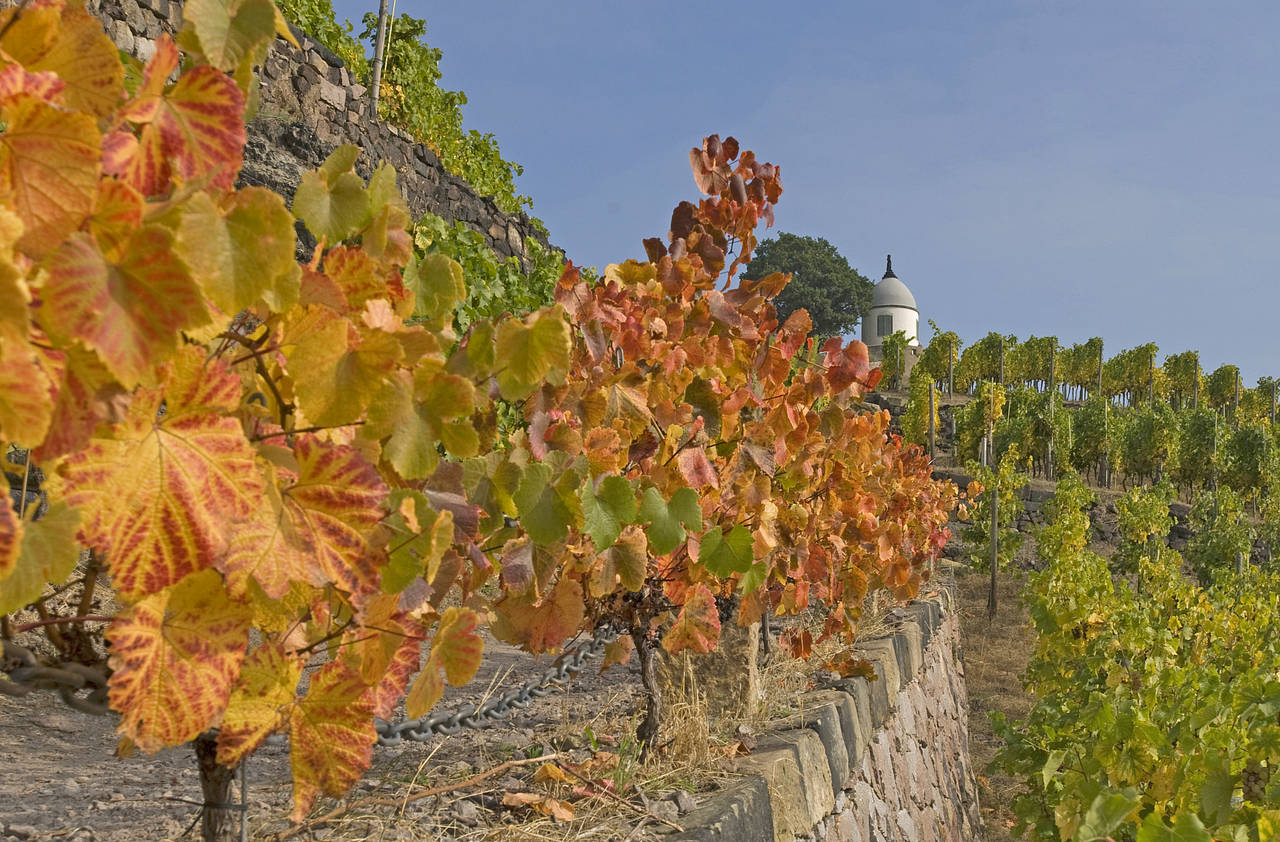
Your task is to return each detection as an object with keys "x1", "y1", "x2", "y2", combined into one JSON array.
[
  {"x1": 318, "y1": 78, "x2": 346, "y2": 110},
  {"x1": 895, "y1": 623, "x2": 923, "y2": 679},
  {"x1": 803, "y1": 689, "x2": 863, "y2": 778},
  {"x1": 733, "y1": 728, "x2": 834, "y2": 840},
  {"x1": 854, "y1": 639, "x2": 899, "y2": 725},
  {"x1": 776, "y1": 698, "x2": 850, "y2": 790},
  {"x1": 665, "y1": 776, "x2": 773, "y2": 842},
  {"x1": 907, "y1": 601, "x2": 940, "y2": 651}
]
